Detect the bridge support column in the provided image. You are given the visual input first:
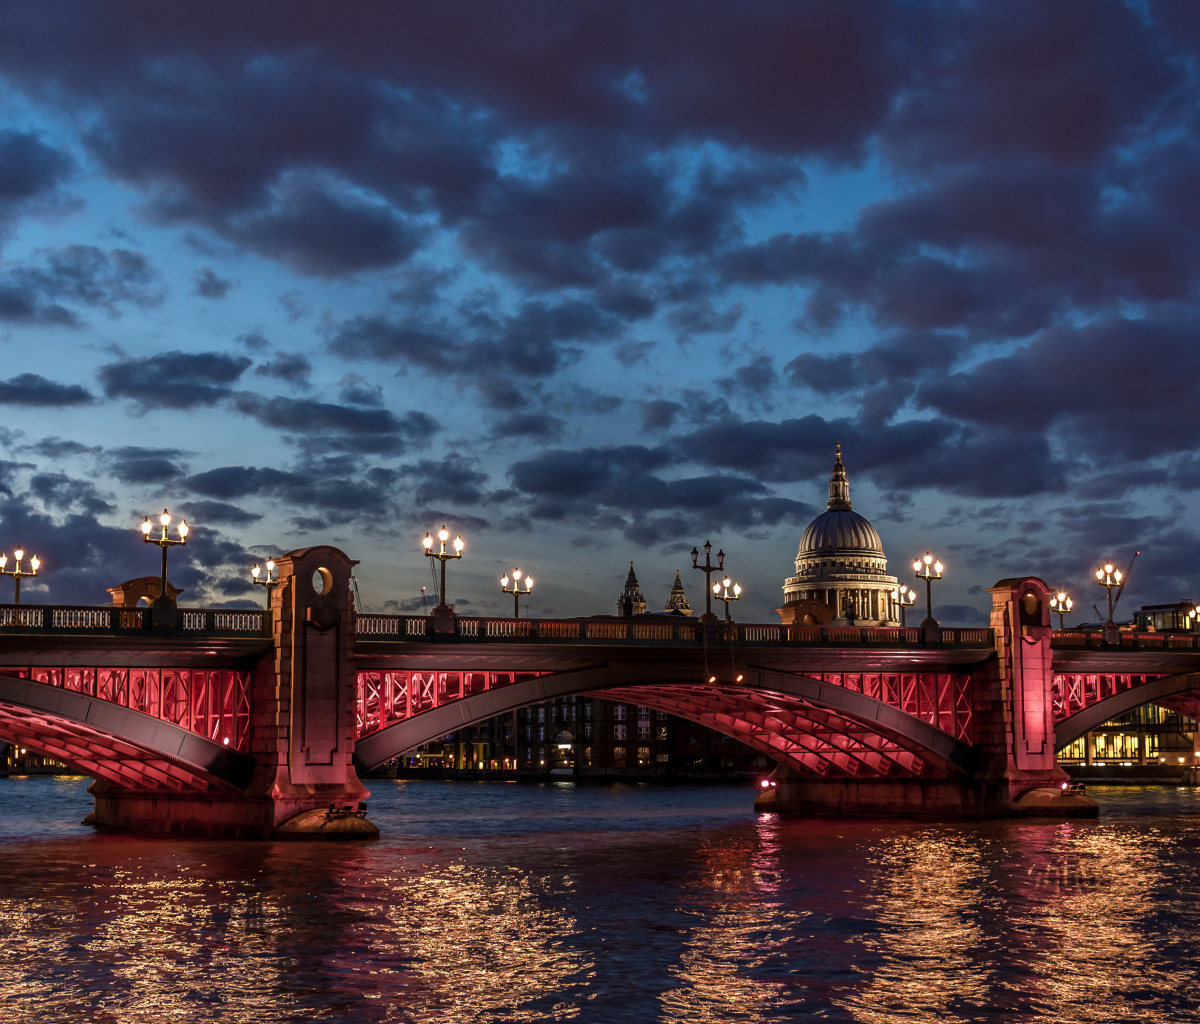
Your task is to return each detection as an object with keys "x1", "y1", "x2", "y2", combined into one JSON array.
[
  {"x1": 89, "y1": 545, "x2": 379, "y2": 839},
  {"x1": 972, "y1": 576, "x2": 1094, "y2": 816}
]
